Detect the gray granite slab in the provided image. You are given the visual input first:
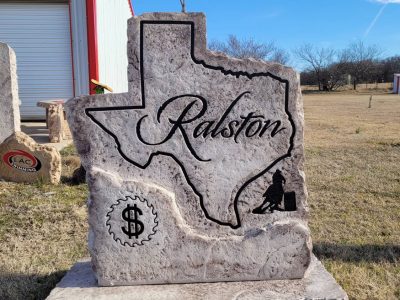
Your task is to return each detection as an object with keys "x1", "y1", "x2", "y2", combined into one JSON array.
[
  {"x1": 46, "y1": 256, "x2": 348, "y2": 300},
  {"x1": 66, "y1": 12, "x2": 311, "y2": 285}
]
